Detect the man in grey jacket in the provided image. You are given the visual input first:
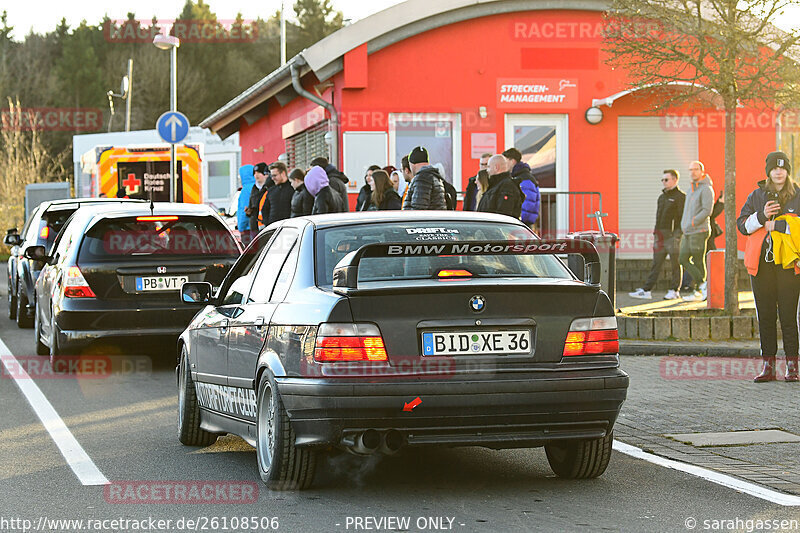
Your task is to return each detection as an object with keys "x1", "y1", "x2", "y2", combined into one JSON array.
[{"x1": 679, "y1": 160, "x2": 714, "y2": 301}]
